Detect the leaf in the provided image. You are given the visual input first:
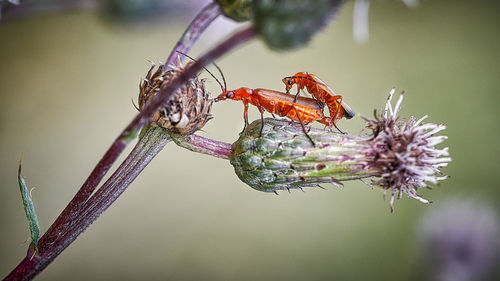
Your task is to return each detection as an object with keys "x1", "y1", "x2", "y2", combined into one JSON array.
[
  {"x1": 253, "y1": 0, "x2": 346, "y2": 50},
  {"x1": 18, "y1": 159, "x2": 40, "y2": 253}
]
